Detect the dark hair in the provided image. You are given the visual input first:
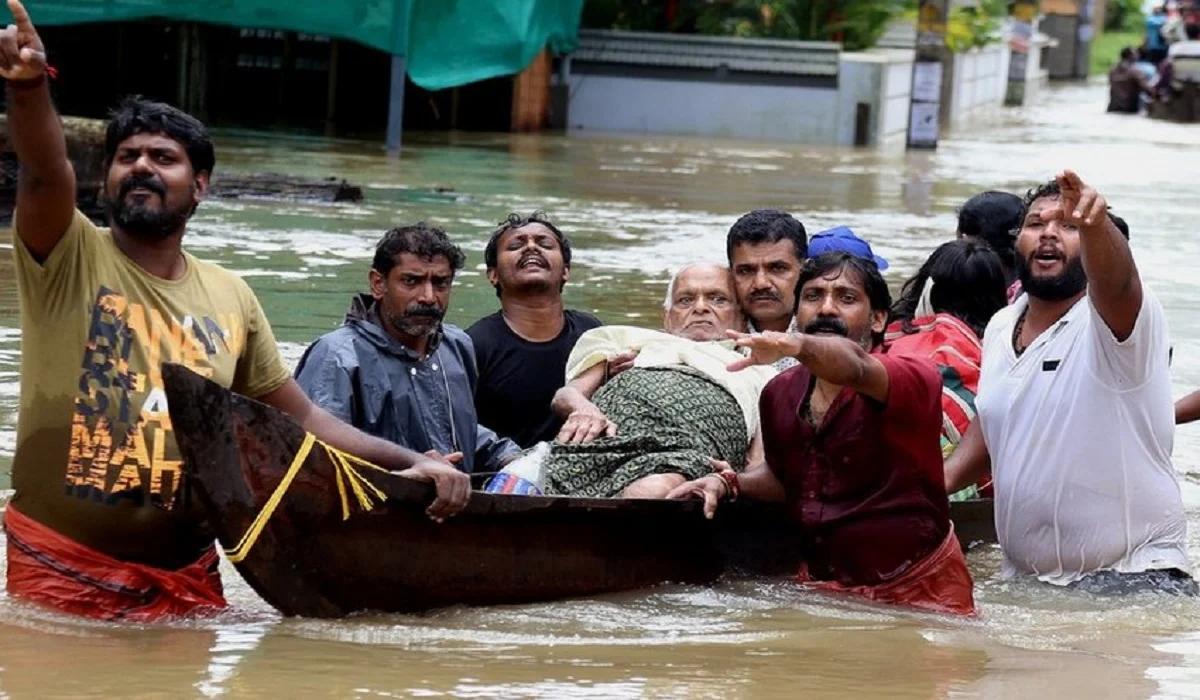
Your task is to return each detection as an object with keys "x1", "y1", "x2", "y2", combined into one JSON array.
[
  {"x1": 1020, "y1": 179, "x2": 1061, "y2": 220},
  {"x1": 484, "y1": 211, "x2": 572, "y2": 270},
  {"x1": 372, "y1": 223, "x2": 466, "y2": 276},
  {"x1": 796, "y1": 252, "x2": 891, "y2": 346},
  {"x1": 1110, "y1": 213, "x2": 1130, "y2": 238},
  {"x1": 1020, "y1": 179, "x2": 1129, "y2": 240},
  {"x1": 1120, "y1": 47, "x2": 1136, "y2": 61},
  {"x1": 726, "y1": 209, "x2": 808, "y2": 264},
  {"x1": 891, "y1": 240, "x2": 1007, "y2": 338},
  {"x1": 483, "y1": 211, "x2": 572, "y2": 298},
  {"x1": 104, "y1": 96, "x2": 215, "y2": 175},
  {"x1": 957, "y1": 190, "x2": 1024, "y2": 277}
]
